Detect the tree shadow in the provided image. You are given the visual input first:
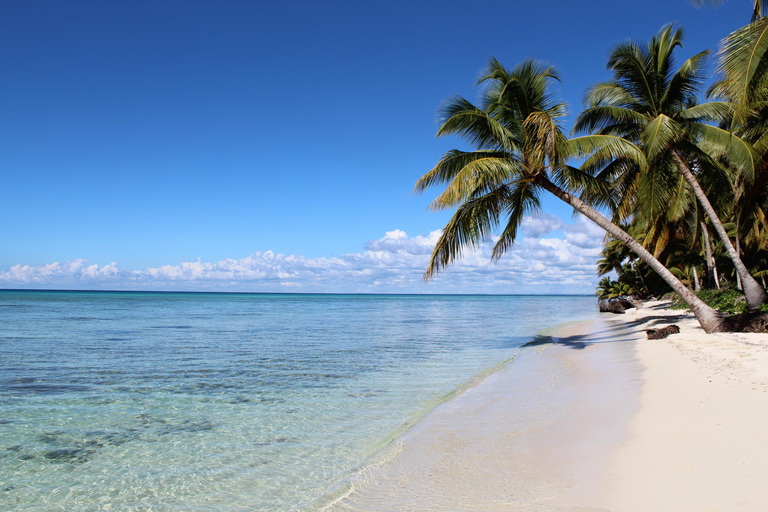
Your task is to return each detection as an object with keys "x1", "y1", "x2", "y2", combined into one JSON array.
[
  {"x1": 522, "y1": 335, "x2": 591, "y2": 350},
  {"x1": 624, "y1": 314, "x2": 691, "y2": 329},
  {"x1": 521, "y1": 321, "x2": 640, "y2": 350}
]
